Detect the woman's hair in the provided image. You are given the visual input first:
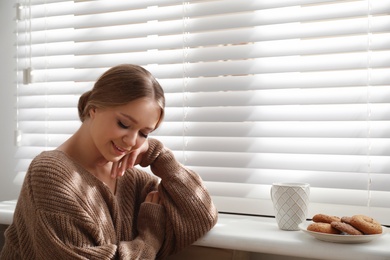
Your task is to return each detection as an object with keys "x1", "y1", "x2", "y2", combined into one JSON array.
[{"x1": 78, "y1": 64, "x2": 165, "y2": 129}]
